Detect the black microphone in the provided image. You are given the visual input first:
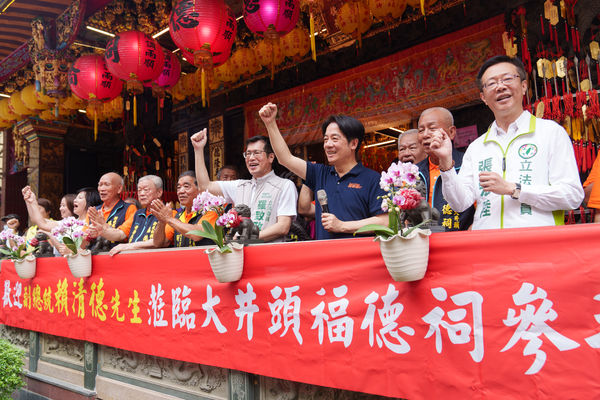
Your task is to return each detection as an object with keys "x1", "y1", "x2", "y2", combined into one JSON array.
[{"x1": 316, "y1": 189, "x2": 330, "y2": 214}]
